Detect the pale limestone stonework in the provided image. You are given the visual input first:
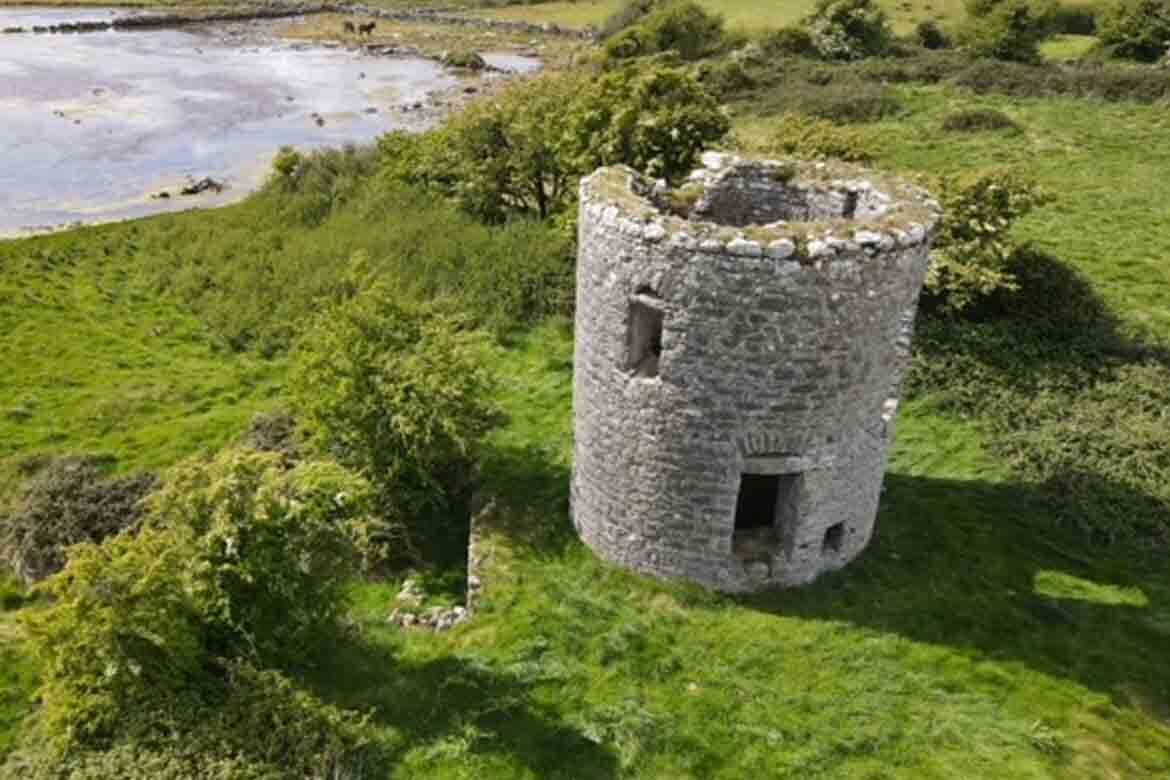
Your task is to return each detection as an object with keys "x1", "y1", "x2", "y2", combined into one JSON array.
[{"x1": 571, "y1": 154, "x2": 941, "y2": 592}]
